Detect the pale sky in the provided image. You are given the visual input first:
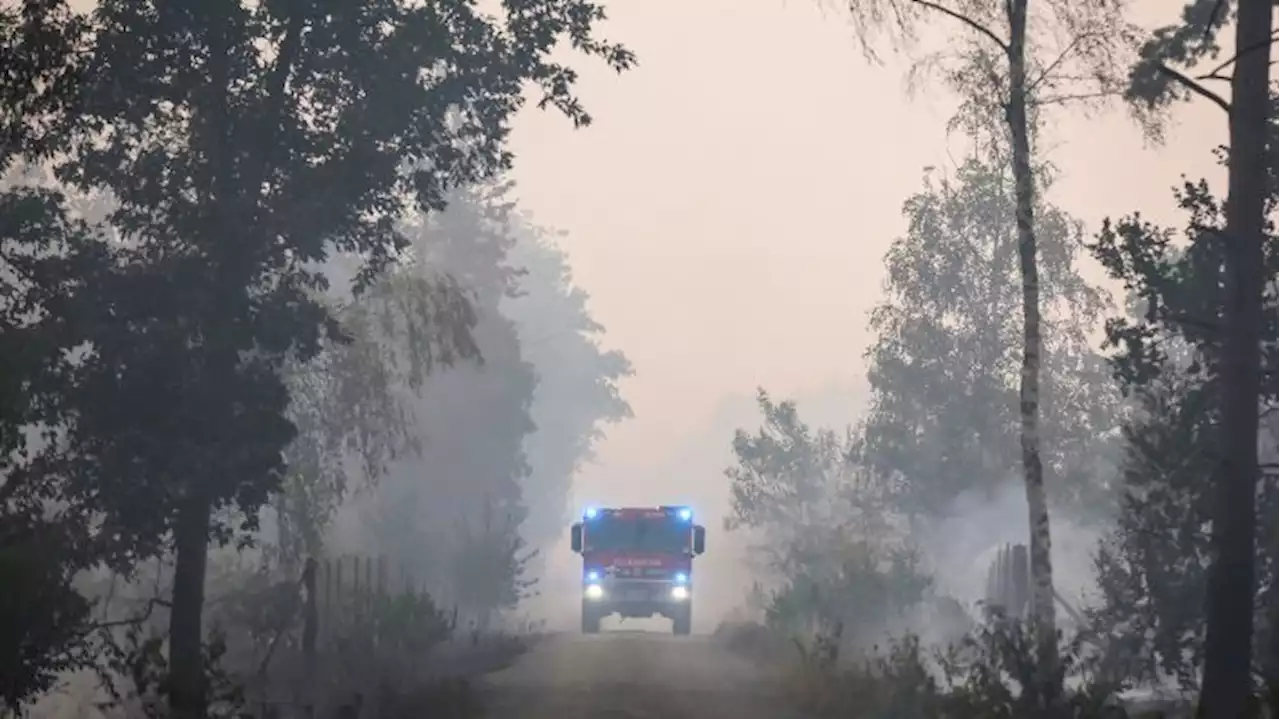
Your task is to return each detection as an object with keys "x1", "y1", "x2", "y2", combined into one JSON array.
[{"x1": 505, "y1": 0, "x2": 1225, "y2": 501}]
